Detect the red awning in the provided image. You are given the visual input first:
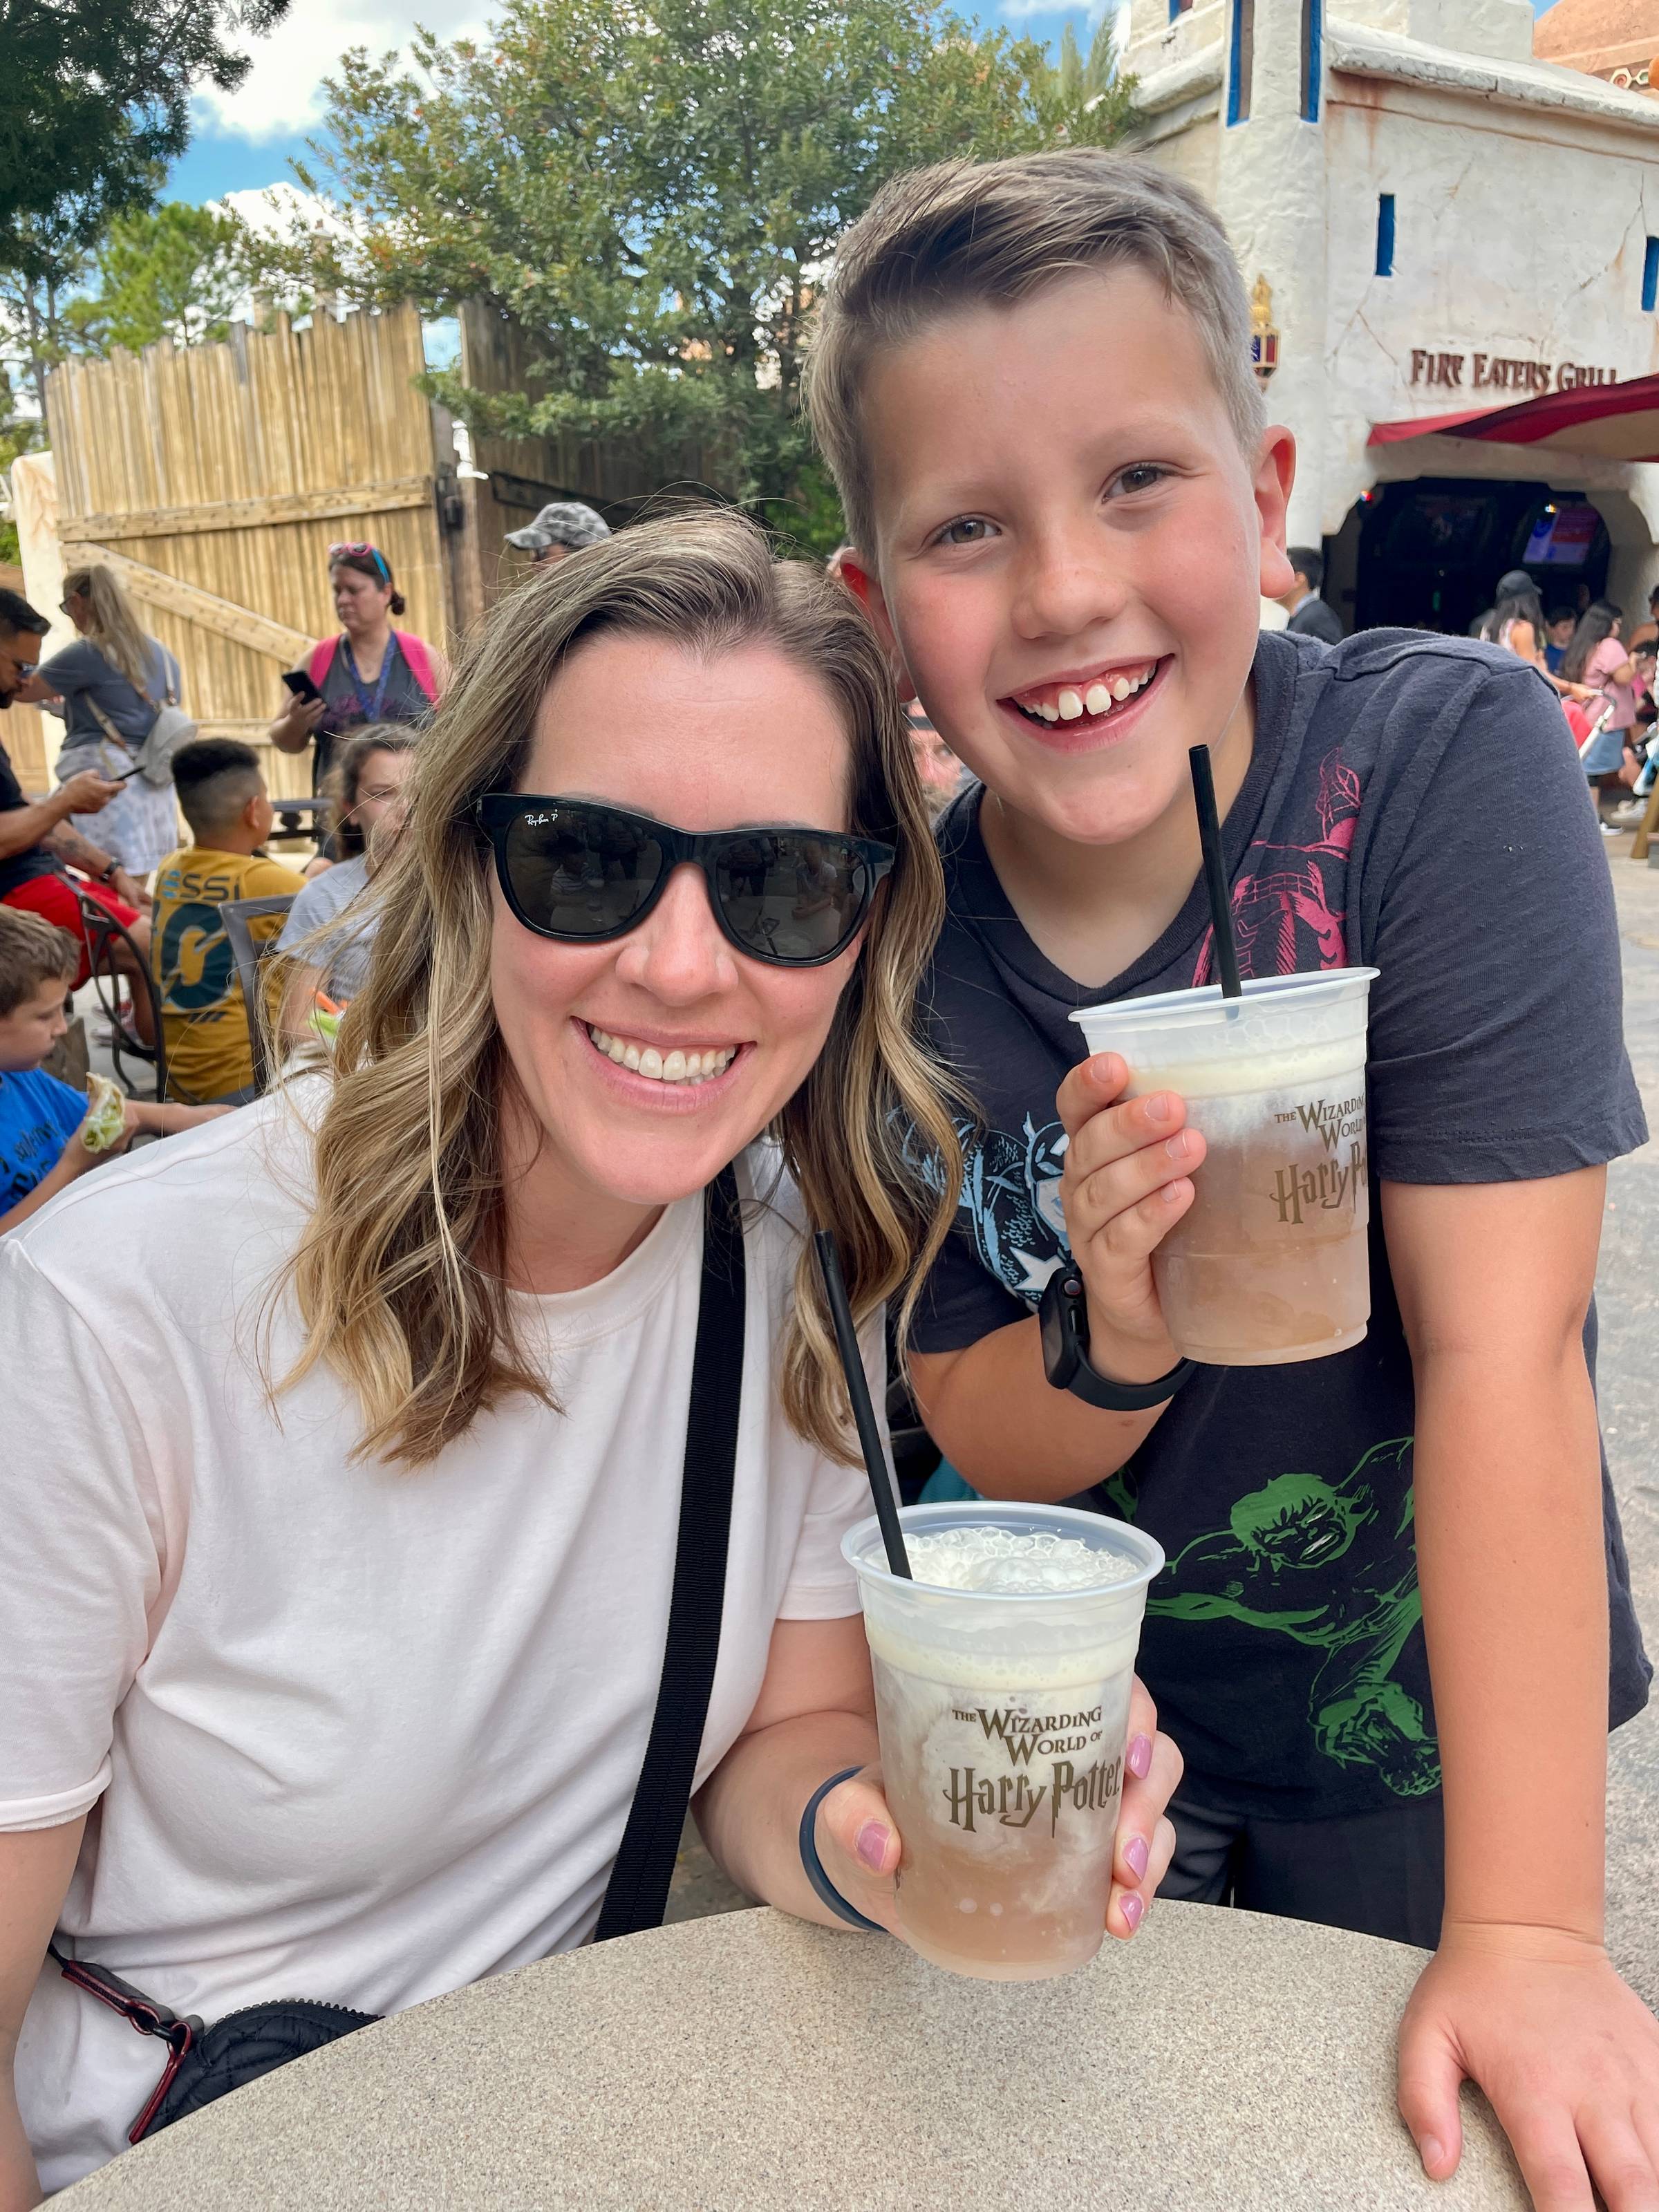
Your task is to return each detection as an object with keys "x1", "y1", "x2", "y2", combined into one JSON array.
[{"x1": 1369, "y1": 372, "x2": 1659, "y2": 464}]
